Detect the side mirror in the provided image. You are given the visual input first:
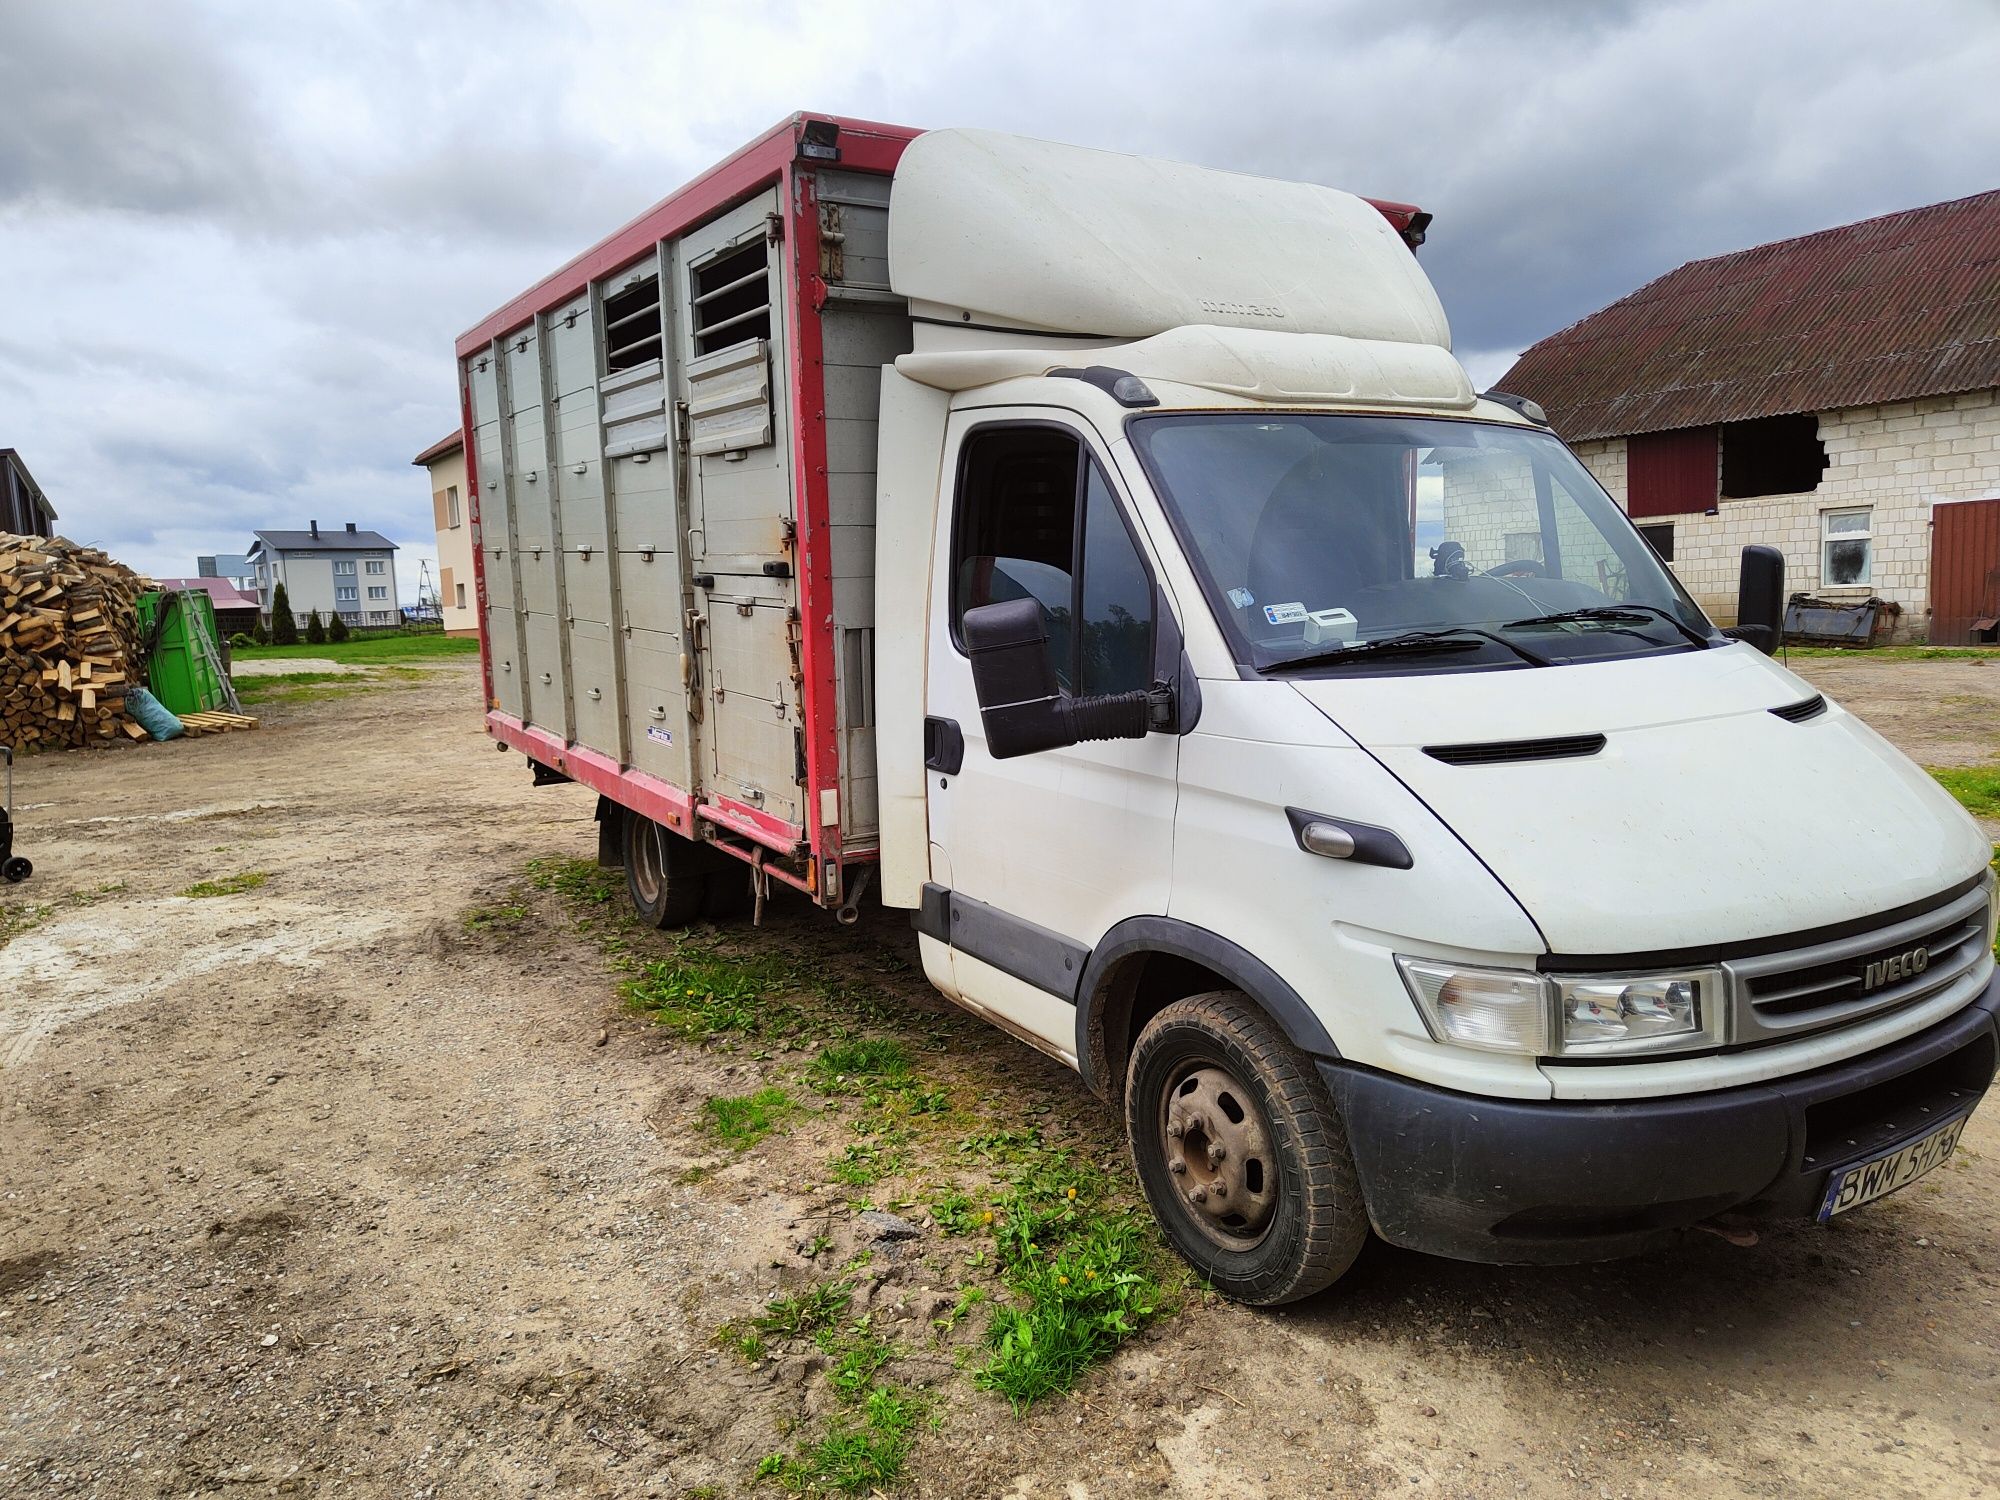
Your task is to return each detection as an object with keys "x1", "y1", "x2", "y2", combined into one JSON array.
[
  {"x1": 1723, "y1": 544, "x2": 1785, "y2": 654},
  {"x1": 962, "y1": 598, "x2": 1162, "y2": 759}
]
